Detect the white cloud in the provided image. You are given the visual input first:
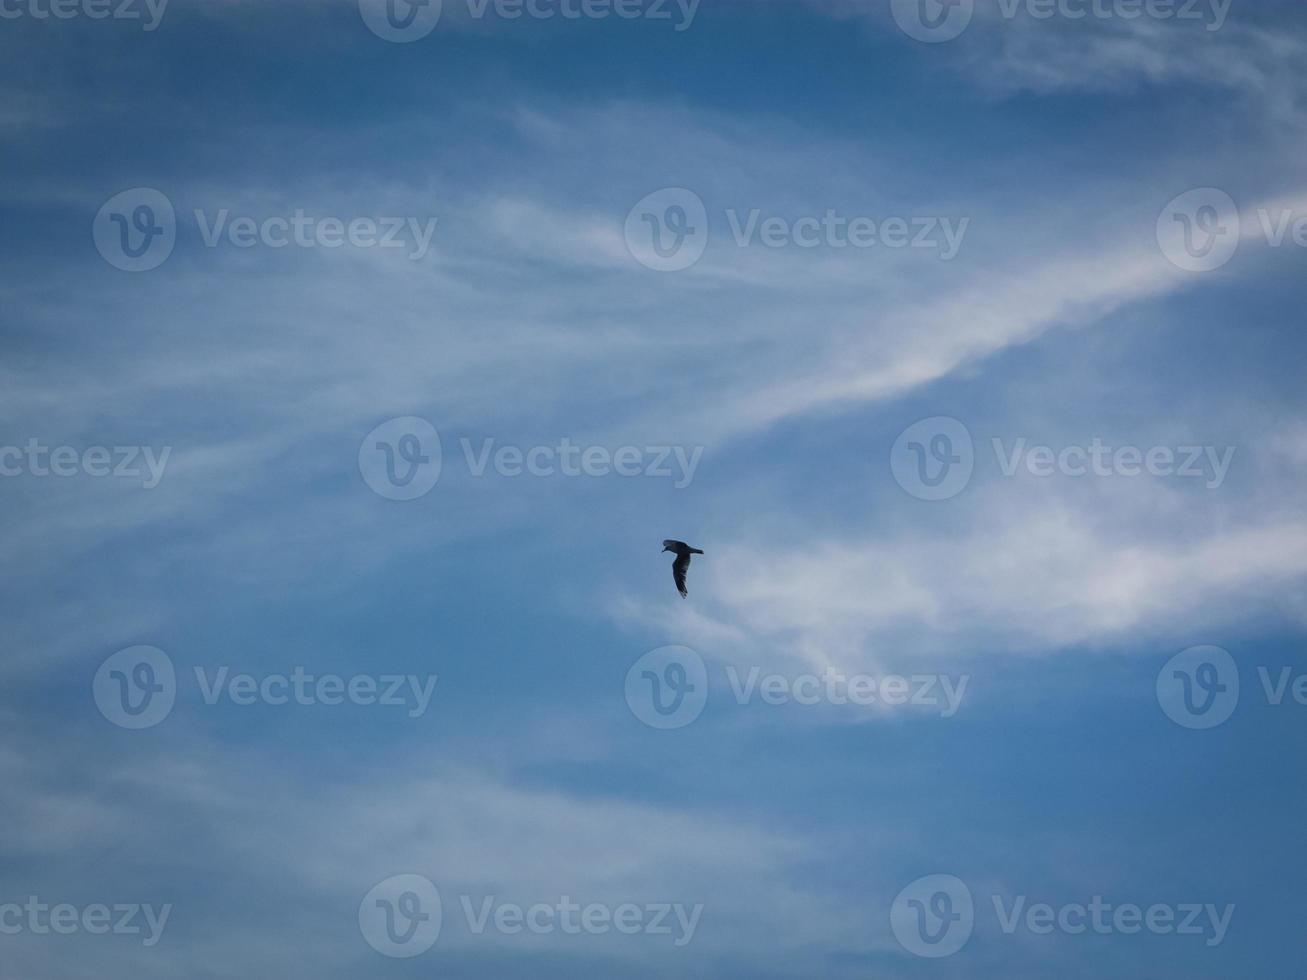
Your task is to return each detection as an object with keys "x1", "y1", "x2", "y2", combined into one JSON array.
[
  {"x1": 0, "y1": 733, "x2": 873, "y2": 975},
  {"x1": 613, "y1": 479, "x2": 1307, "y2": 675}
]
